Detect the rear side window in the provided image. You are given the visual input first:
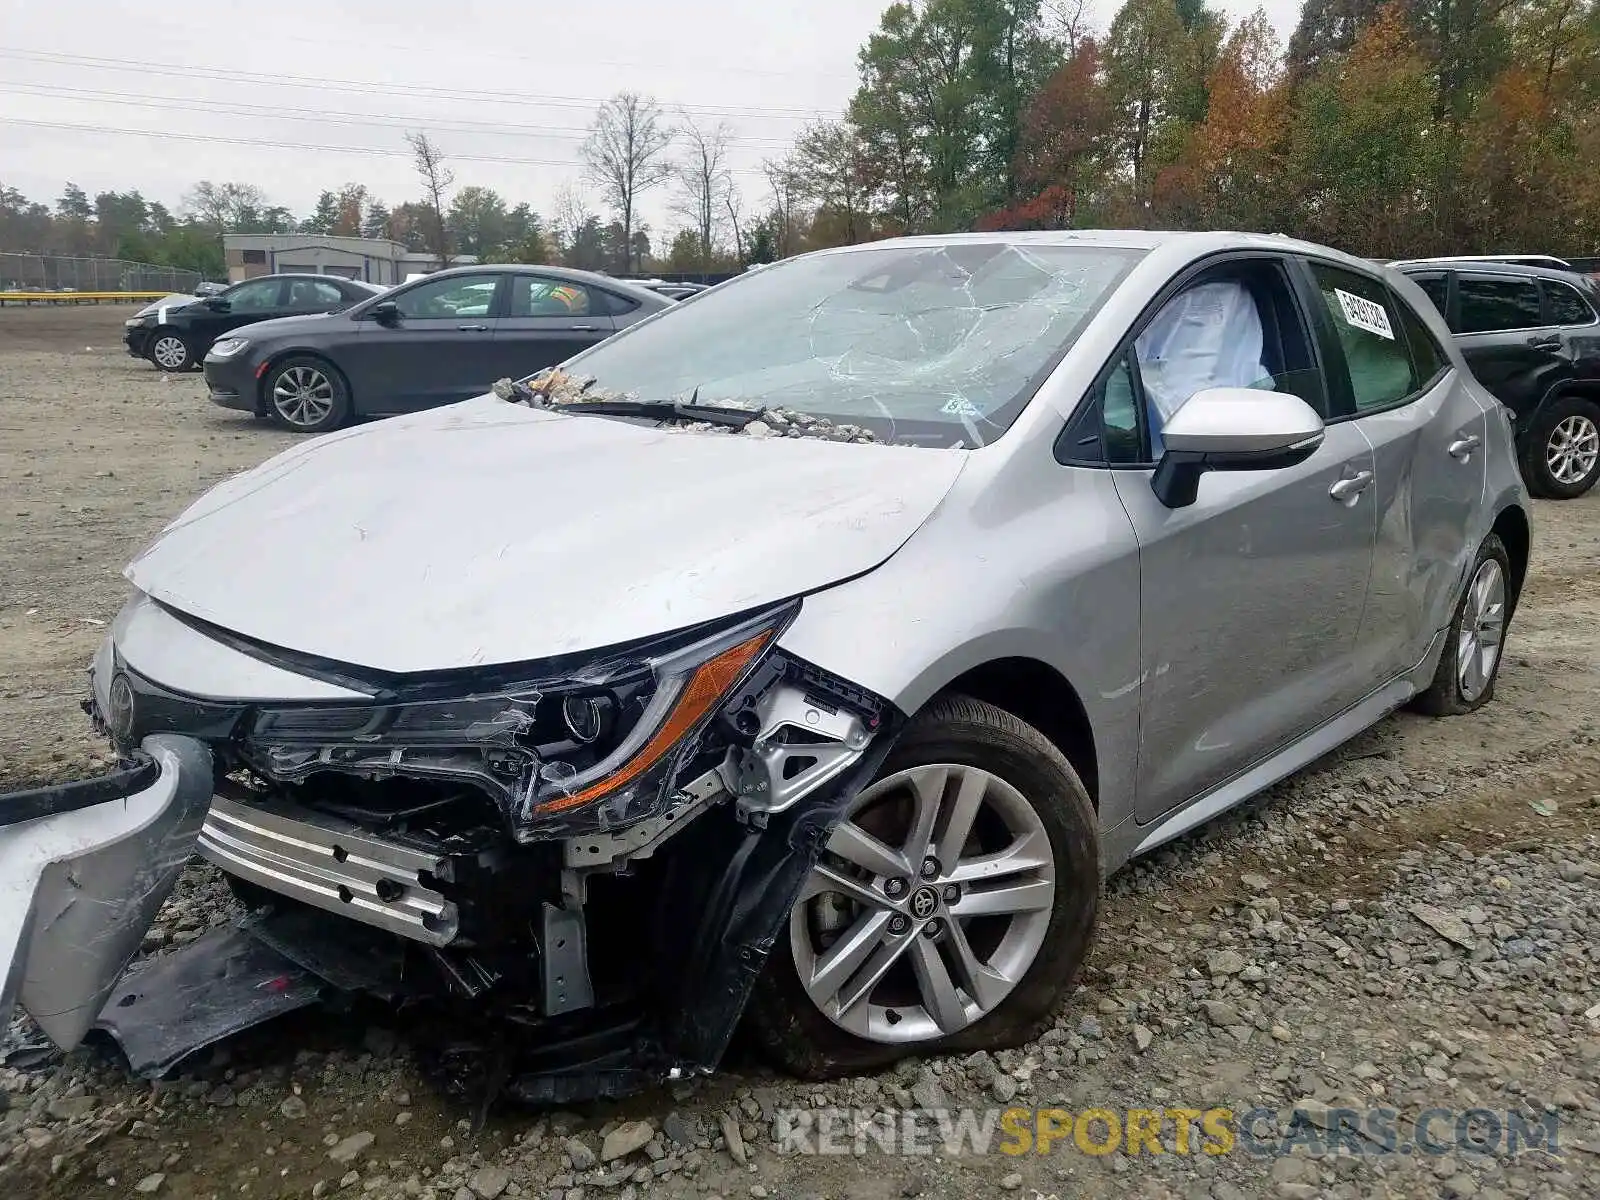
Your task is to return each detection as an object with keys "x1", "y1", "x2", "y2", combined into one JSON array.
[
  {"x1": 1457, "y1": 276, "x2": 1543, "y2": 333},
  {"x1": 593, "y1": 290, "x2": 641, "y2": 316},
  {"x1": 1393, "y1": 293, "x2": 1448, "y2": 384},
  {"x1": 1410, "y1": 274, "x2": 1449, "y2": 316},
  {"x1": 510, "y1": 277, "x2": 595, "y2": 317},
  {"x1": 1308, "y1": 263, "x2": 1416, "y2": 412},
  {"x1": 1545, "y1": 281, "x2": 1597, "y2": 326}
]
